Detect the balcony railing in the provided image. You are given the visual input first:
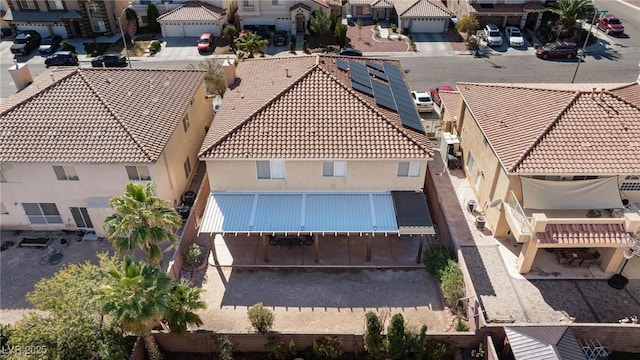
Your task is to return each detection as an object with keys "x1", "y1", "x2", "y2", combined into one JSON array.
[{"x1": 505, "y1": 190, "x2": 531, "y2": 235}]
